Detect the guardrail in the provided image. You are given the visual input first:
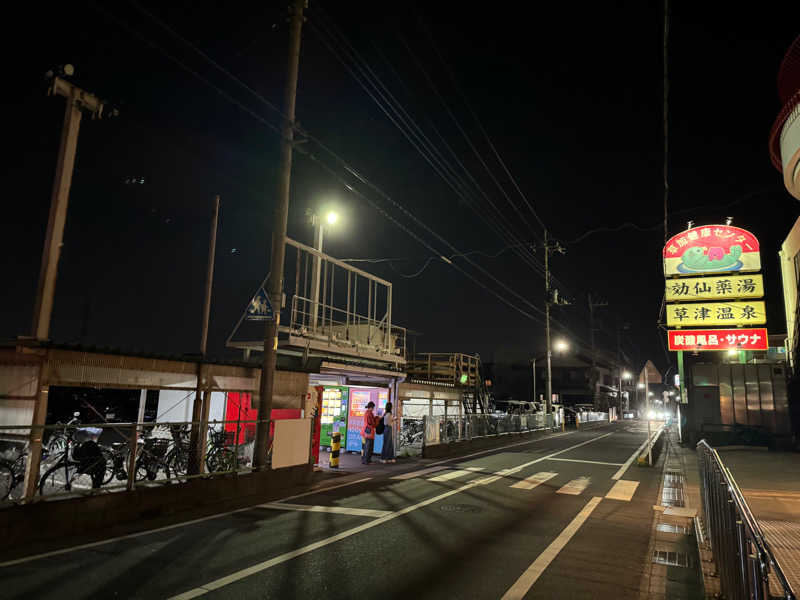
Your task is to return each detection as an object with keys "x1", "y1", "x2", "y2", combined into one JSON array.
[
  {"x1": 0, "y1": 418, "x2": 279, "y2": 507},
  {"x1": 422, "y1": 413, "x2": 557, "y2": 446},
  {"x1": 697, "y1": 439, "x2": 795, "y2": 600}
]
